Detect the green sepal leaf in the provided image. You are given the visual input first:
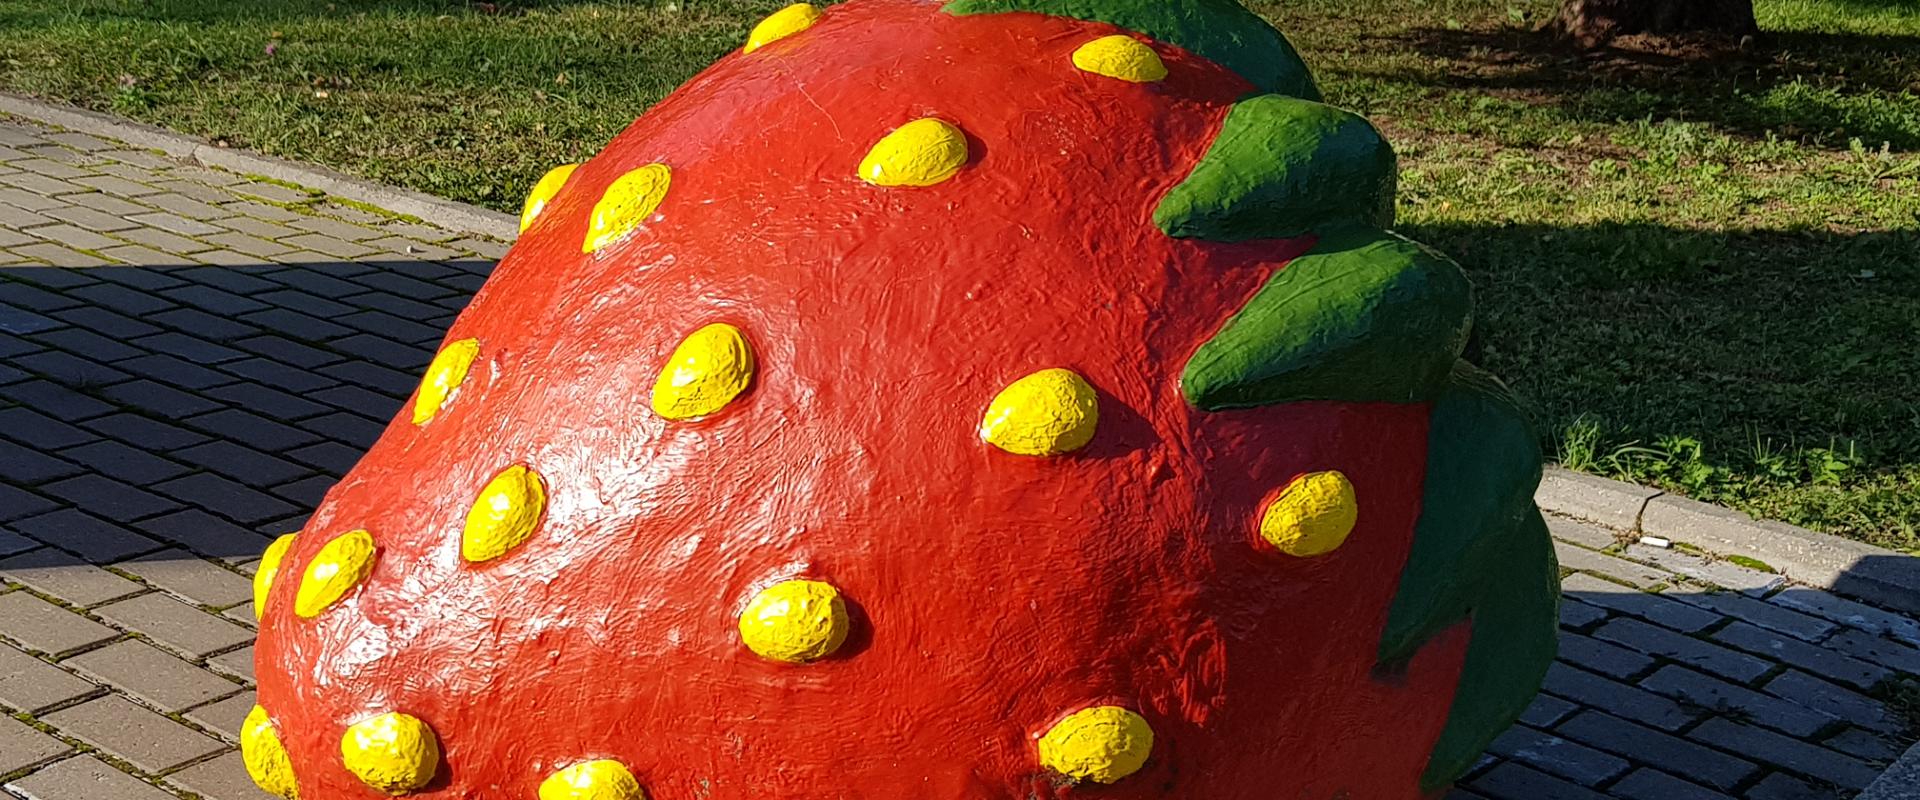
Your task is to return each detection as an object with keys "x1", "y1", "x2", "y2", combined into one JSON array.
[
  {"x1": 1180, "y1": 226, "x2": 1472, "y2": 409},
  {"x1": 1155, "y1": 94, "x2": 1395, "y2": 242},
  {"x1": 941, "y1": 0, "x2": 1319, "y2": 99},
  {"x1": 1377, "y1": 362, "x2": 1560, "y2": 790}
]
